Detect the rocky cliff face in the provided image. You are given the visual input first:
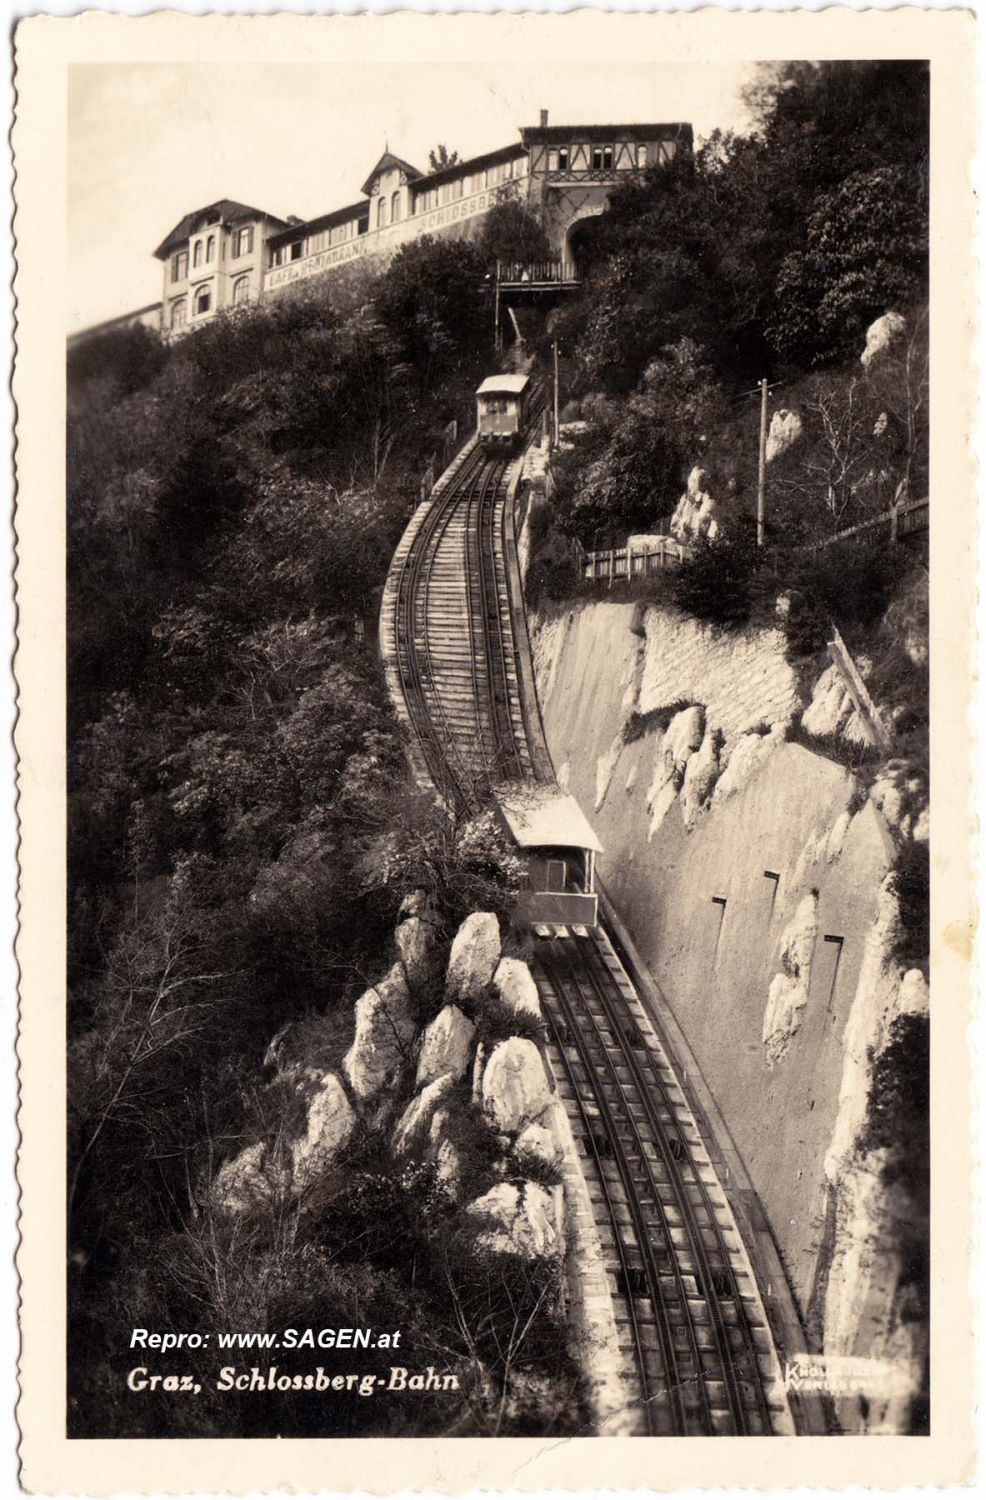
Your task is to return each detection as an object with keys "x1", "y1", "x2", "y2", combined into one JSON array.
[{"x1": 532, "y1": 597, "x2": 928, "y2": 1429}]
